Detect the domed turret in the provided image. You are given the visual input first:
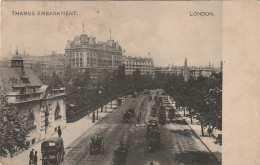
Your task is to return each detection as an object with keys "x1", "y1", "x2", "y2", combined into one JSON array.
[{"x1": 11, "y1": 48, "x2": 24, "y2": 68}]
